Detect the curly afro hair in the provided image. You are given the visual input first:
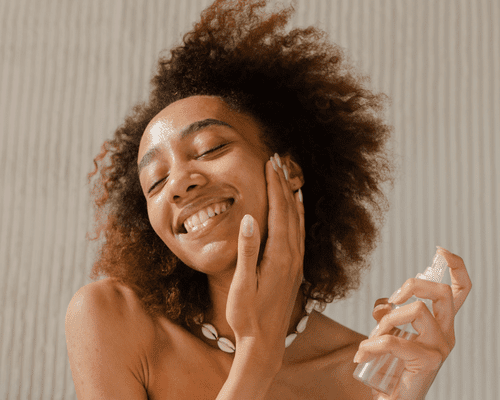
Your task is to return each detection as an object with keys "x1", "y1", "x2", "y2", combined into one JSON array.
[{"x1": 87, "y1": 0, "x2": 395, "y2": 330}]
